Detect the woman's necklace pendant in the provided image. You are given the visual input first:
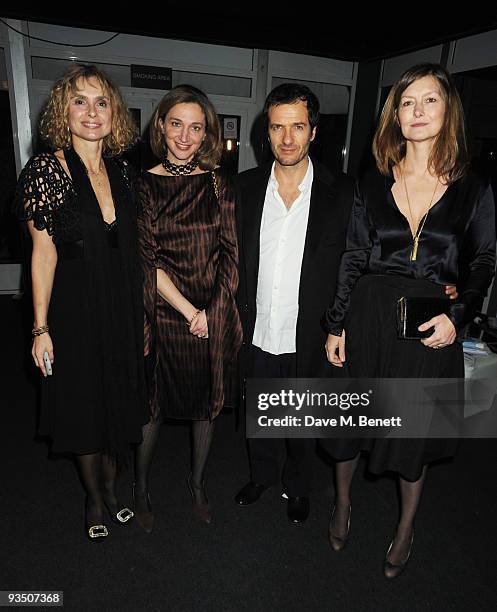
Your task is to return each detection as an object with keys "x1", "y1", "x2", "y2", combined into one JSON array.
[
  {"x1": 77, "y1": 153, "x2": 104, "y2": 188},
  {"x1": 410, "y1": 235, "x2": 419, "y2": 261}
]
